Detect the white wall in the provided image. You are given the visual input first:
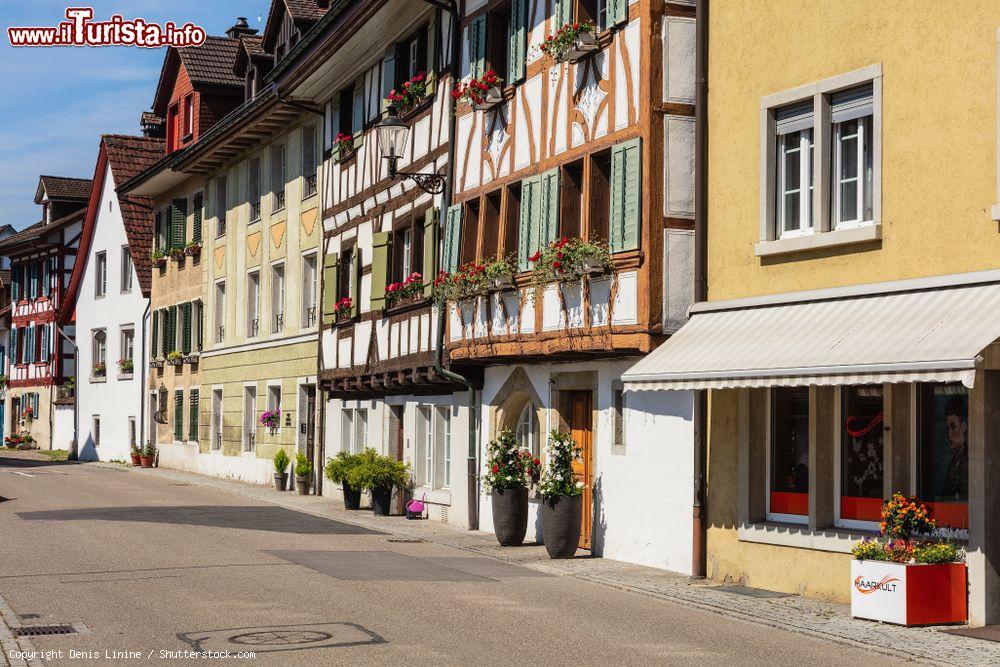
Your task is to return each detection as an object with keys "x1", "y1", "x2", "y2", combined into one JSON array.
[
  {"x1": 157, "y1": 442, "x2": 274, "y2": 485},
  {"x1": 478, "y1": 360, "x2": 695, "y2": 574},
  {"x1": 75, "y1": 162, "x2": 148, "y2": 462},
  {"x1": 52, "y1": 403, "x2": 74, "y2": 452}
]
